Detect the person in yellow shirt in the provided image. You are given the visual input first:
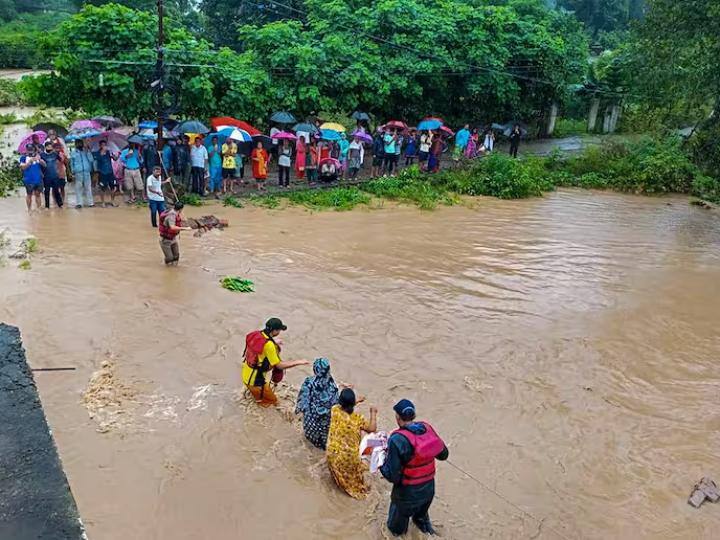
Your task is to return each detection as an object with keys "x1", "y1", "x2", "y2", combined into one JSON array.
[
  {"x1": 242, "y1": 318, "x2": 309, "y2": 407},
  {"x1": 221, "y1": 139, "x2": 238, "y2": 194}
]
